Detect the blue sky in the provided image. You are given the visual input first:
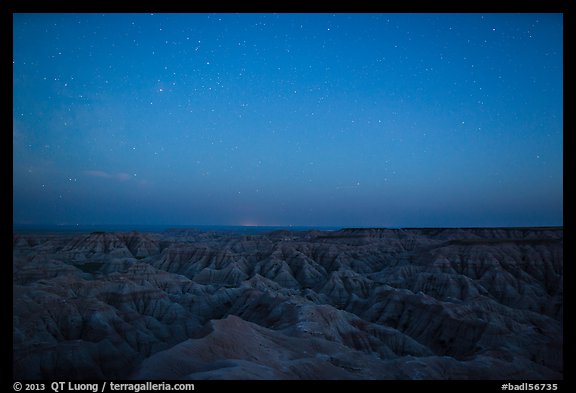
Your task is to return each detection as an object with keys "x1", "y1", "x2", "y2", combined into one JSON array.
[{"x1": 13, "y1": 13, "x2": 563, "y2": 227}]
